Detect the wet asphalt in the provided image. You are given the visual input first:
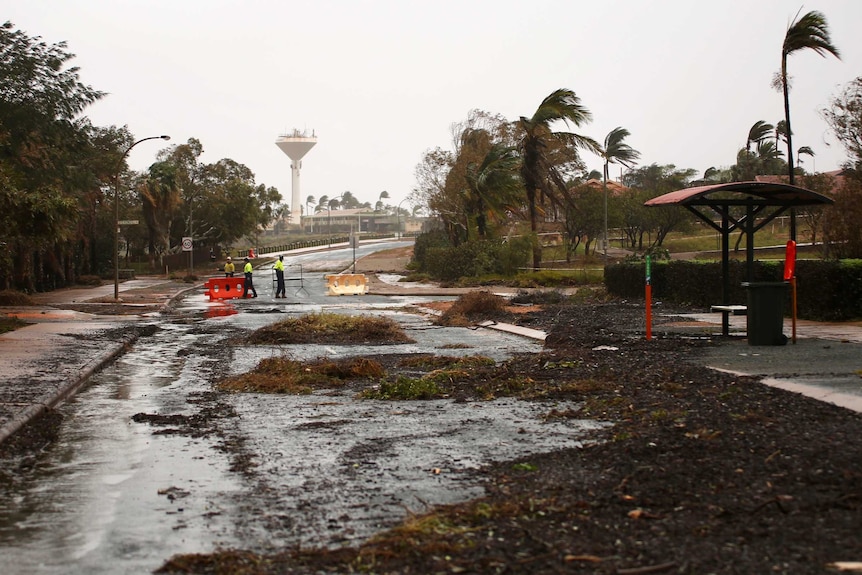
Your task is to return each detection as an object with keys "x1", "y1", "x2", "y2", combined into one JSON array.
[
  {"x1": 1, "y1": 247, "x2": 861, "y2": 446},
  {"x1": 0, "y1": 243, "x2": 591, "y2": 572}
]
